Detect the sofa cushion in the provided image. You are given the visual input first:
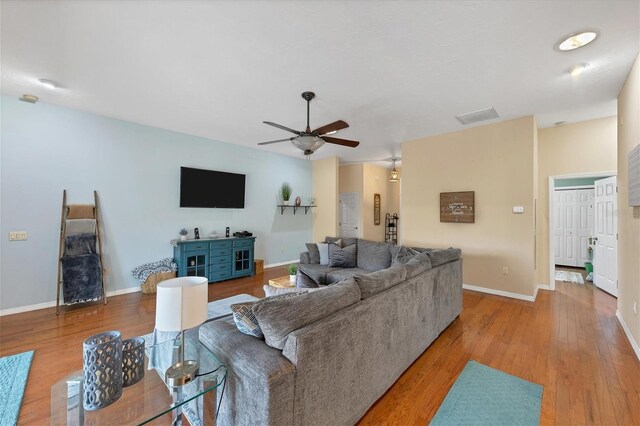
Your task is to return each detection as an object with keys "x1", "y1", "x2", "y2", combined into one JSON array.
[
  {"x1": 297, "y1": 264, "x2": 341, "y2": 285},
  {"x1": 231, "y1": 292, "x2": 306, "y2": 338},
  {"x1": 353, "y1": 264, "x2": 407, "y2": 299},
  {"x1": 305, "y1": 243, "x2": 321, "y2": 264},
  {"x1": 390, "y1": 245, "x2": 422, "y2": 265},
  {"x1": 326, "y1": 267, "x2": 372, "y2": 284},
  {"x1": 252, "y1": 279, "x2": 361, "y2": 349},
  {"x1": 263, "y1": 285, "x2": 323, "y2": 297},
  {"x1": 357, "y1": 239, "x2": 392, "y2": 271},
  {"x1": 296, "y1": 268, "x2": 319, "y2": 288},
  {"x1": 404, "y1": 252, "x2": 432, "y2": 278},
  {"x1": 427, "y1": 248, "x2": 462, "y2": 266},
  {"x1": 329, "y1": 243, "x2": 357, "y2": 268}
]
